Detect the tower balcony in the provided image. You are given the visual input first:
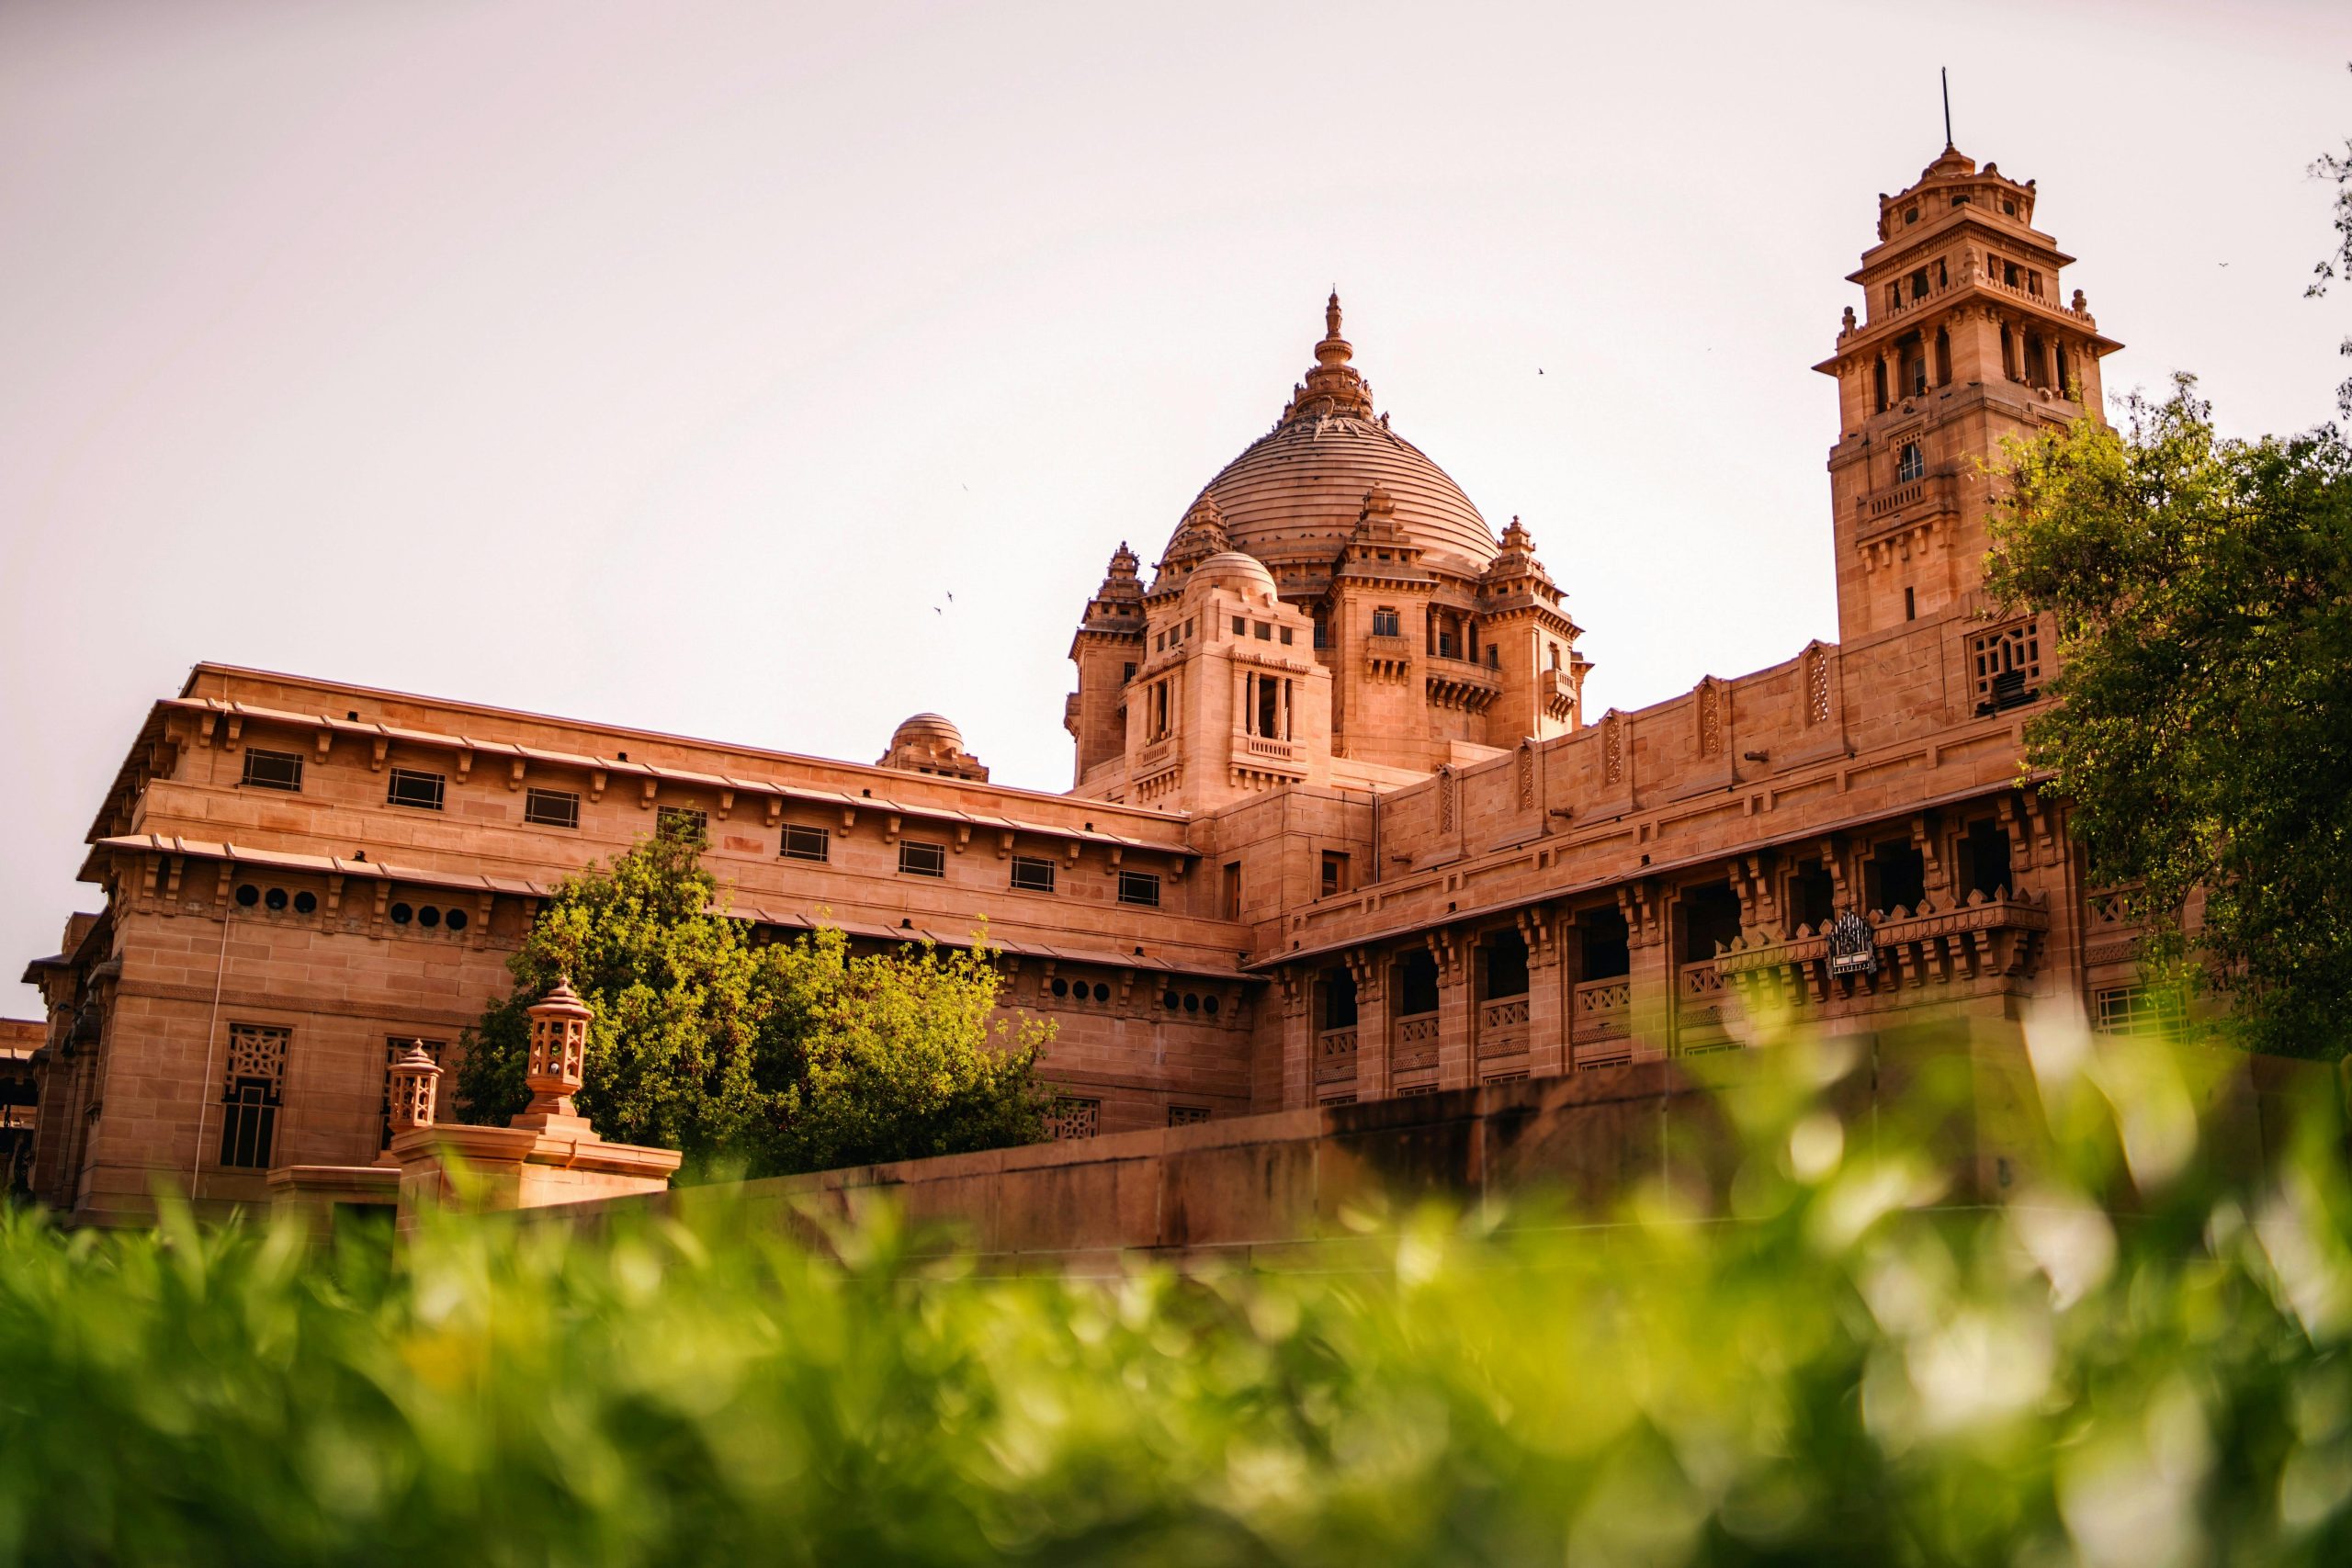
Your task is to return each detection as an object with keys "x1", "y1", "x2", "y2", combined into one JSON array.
[
  {"x1": 1538, "y1": 667, "x2": 1576, "y2": 722},
  {"x1": 1853, "y1": 471, "x2": 1961, "y2": 548},
  {"x1": 1362, "y1": 633, "x2": 1414, "y2": 682},
  {"x1": 1425, "y1": 657, "x2": 1501, "y2": 714}
]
